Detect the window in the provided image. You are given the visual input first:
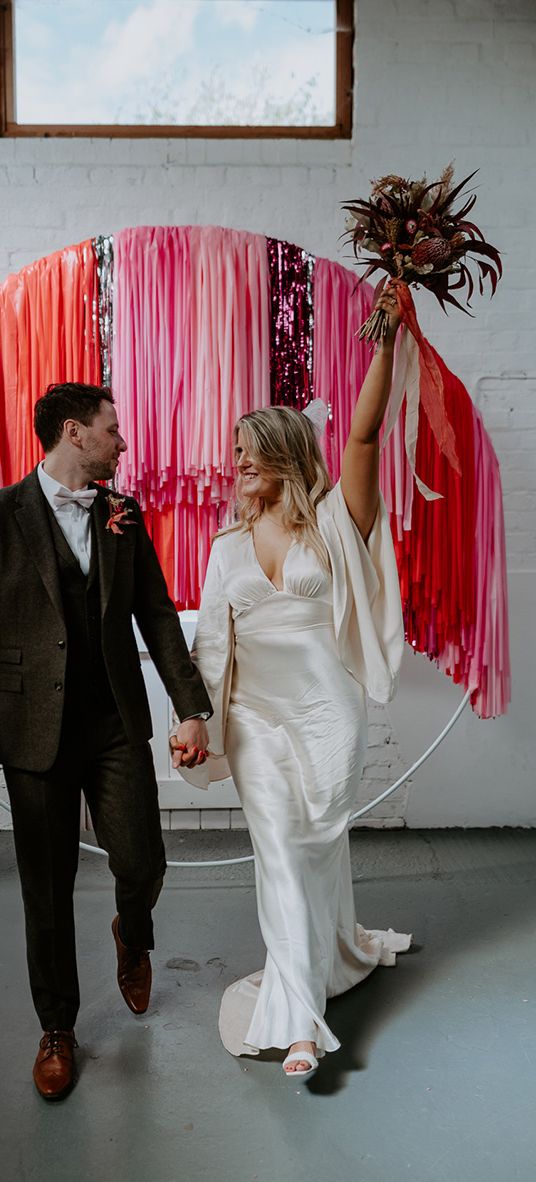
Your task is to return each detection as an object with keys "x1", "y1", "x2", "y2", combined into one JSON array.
[{"x1": 0, "y1": 0, "x2": 353, "y2": 138}]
